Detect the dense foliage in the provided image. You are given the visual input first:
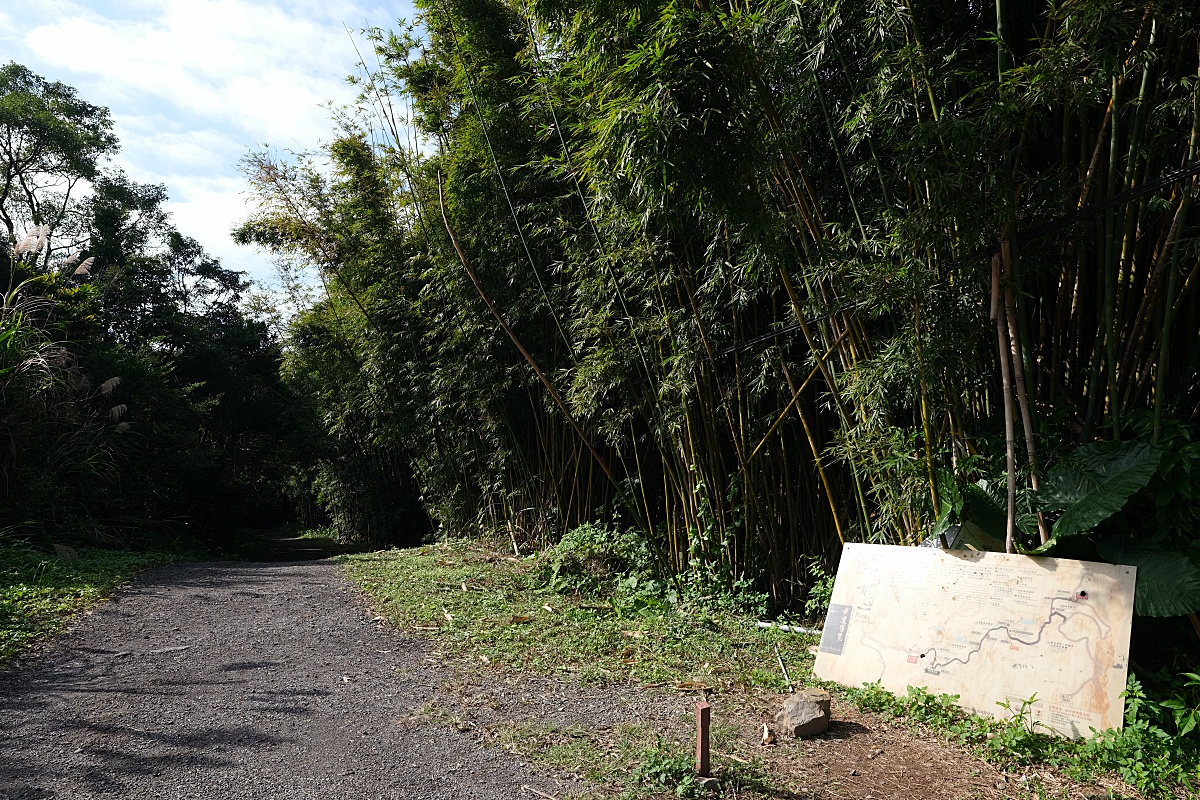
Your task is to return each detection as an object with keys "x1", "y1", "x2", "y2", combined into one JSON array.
[
  {"x1": 1, "y1": 62, "x2": 302, "y2": 549},
  {"x1": 0, "y1": 533, "x2": 177, "y2": 665},
  {"x1": 5, "y1": 5, "x2": 1200, "y2": 788},
  {"x1": 241, "y1": 0, "x2": 1200, "y2": 615}
]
